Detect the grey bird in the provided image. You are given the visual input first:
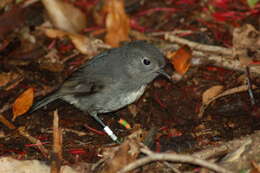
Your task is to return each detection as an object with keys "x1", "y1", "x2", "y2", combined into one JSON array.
[{"x1": 30, "y1": 41, "x2": 171, "y2": 142}]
